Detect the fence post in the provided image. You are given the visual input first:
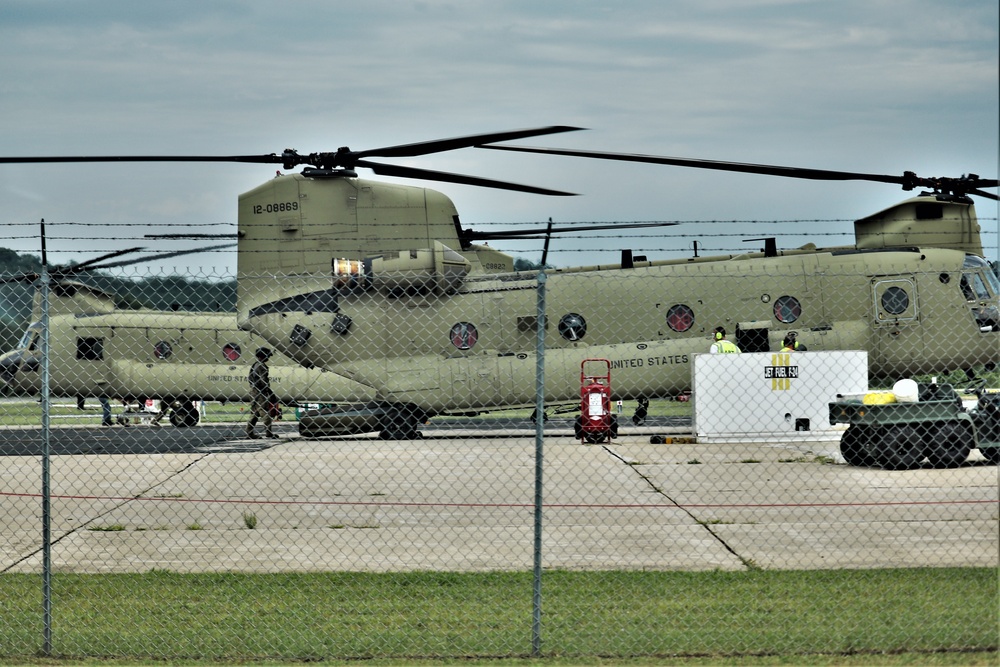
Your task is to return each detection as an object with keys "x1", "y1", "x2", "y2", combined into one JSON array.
[
  {"x1": 39, "y1": 222, "x2": 53, "y2": 656},
  {"x1": 532, "y1": 270, "x2": 547, "y2": 657}
]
